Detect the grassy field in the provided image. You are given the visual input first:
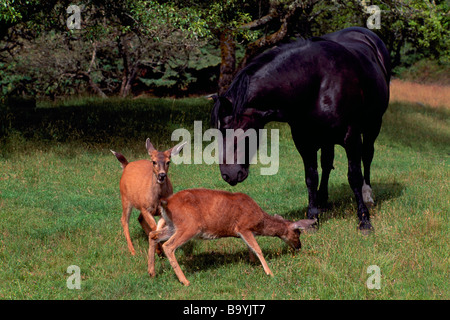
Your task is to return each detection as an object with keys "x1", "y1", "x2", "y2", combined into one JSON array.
[{"x1": 0, "y1": 91, "x2": 449, "y2": 300}]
